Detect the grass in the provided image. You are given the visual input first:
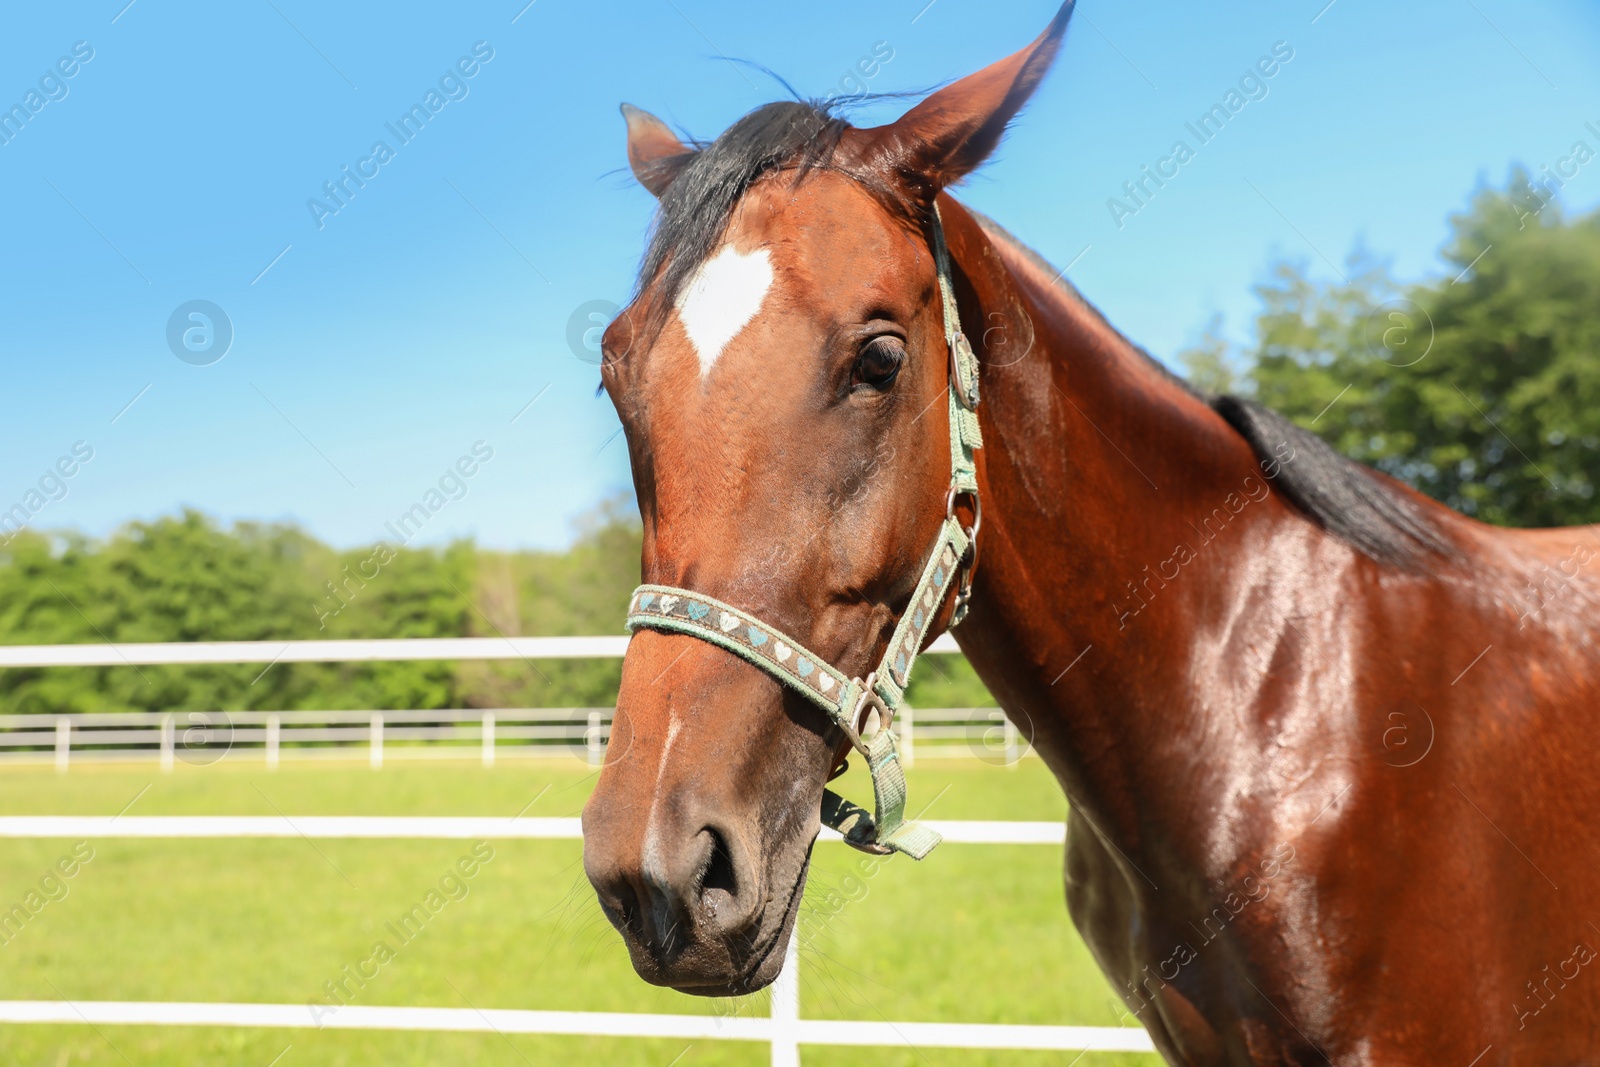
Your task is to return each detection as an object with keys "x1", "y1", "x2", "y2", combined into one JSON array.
[
  {"x1": 0, "y1": 757, "x2": 1158, "y2": 1066},
  {"x1": 0, "y1": 1031, "x2": 1158, "y2": 1067}
]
